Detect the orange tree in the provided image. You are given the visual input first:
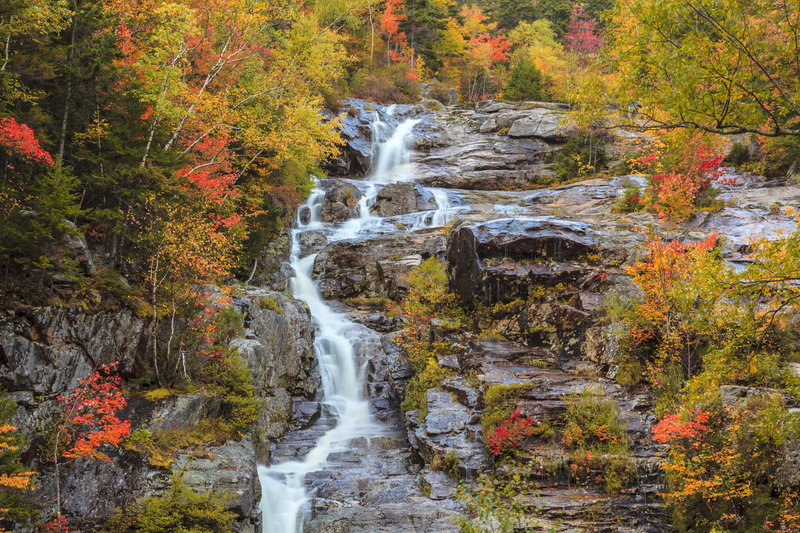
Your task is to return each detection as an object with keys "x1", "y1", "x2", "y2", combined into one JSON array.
[{"x1": 52, "y1": 364, "x2": 131, "y2": 531}]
